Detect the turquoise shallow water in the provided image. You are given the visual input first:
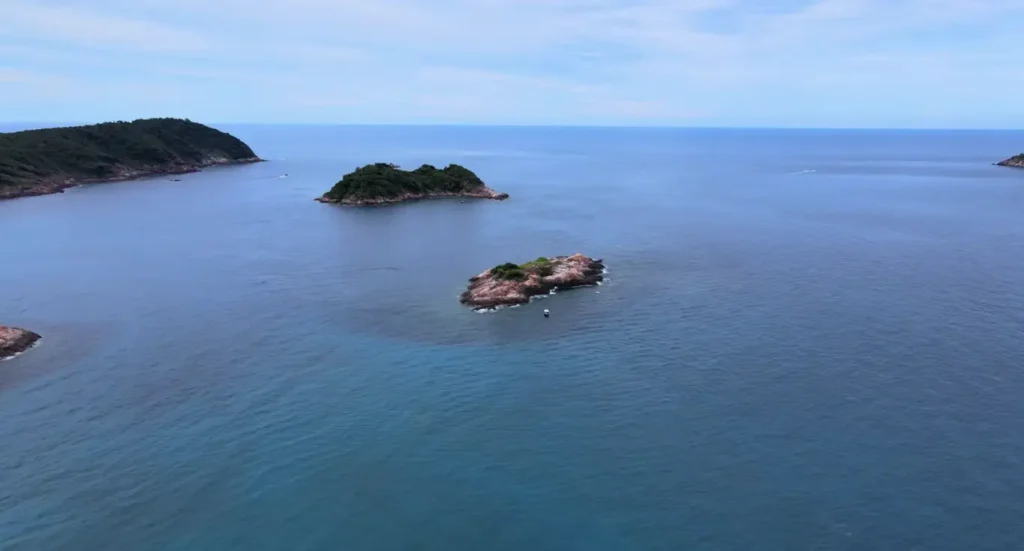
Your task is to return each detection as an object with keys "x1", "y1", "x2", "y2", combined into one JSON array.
[{"x1": 3, "y1": 126, "x2": 1024, "y2": 550}]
